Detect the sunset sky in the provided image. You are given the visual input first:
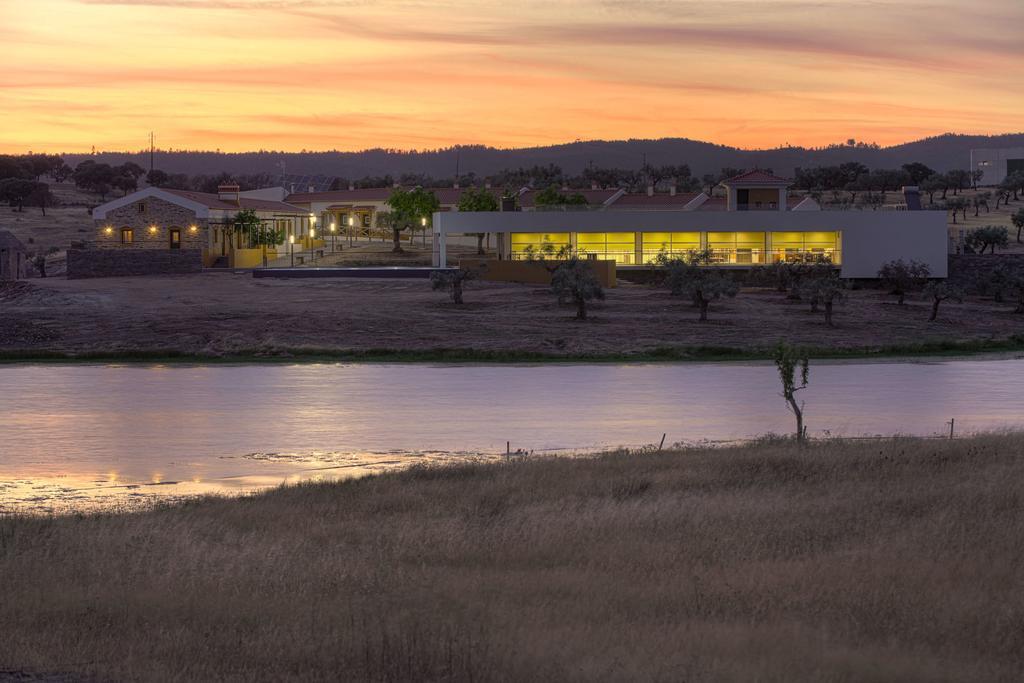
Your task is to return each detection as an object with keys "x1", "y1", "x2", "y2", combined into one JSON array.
[{"x1": 3, "y1": 0, "x2": 1022, "y2": 154}]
